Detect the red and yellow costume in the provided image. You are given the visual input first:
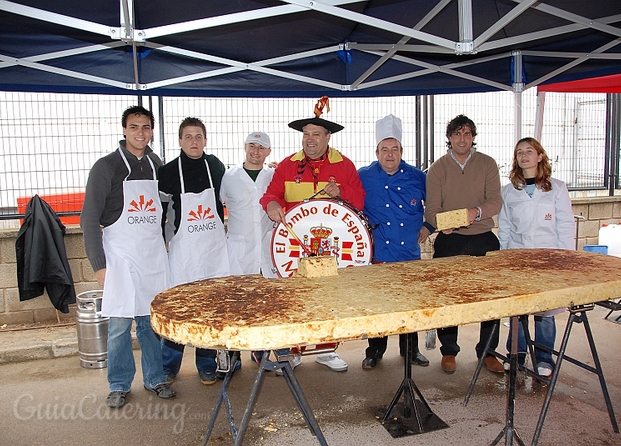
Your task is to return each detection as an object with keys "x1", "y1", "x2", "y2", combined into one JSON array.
[{"x1": 260, "y1": 147, "x2": 365, "y2": 212}]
